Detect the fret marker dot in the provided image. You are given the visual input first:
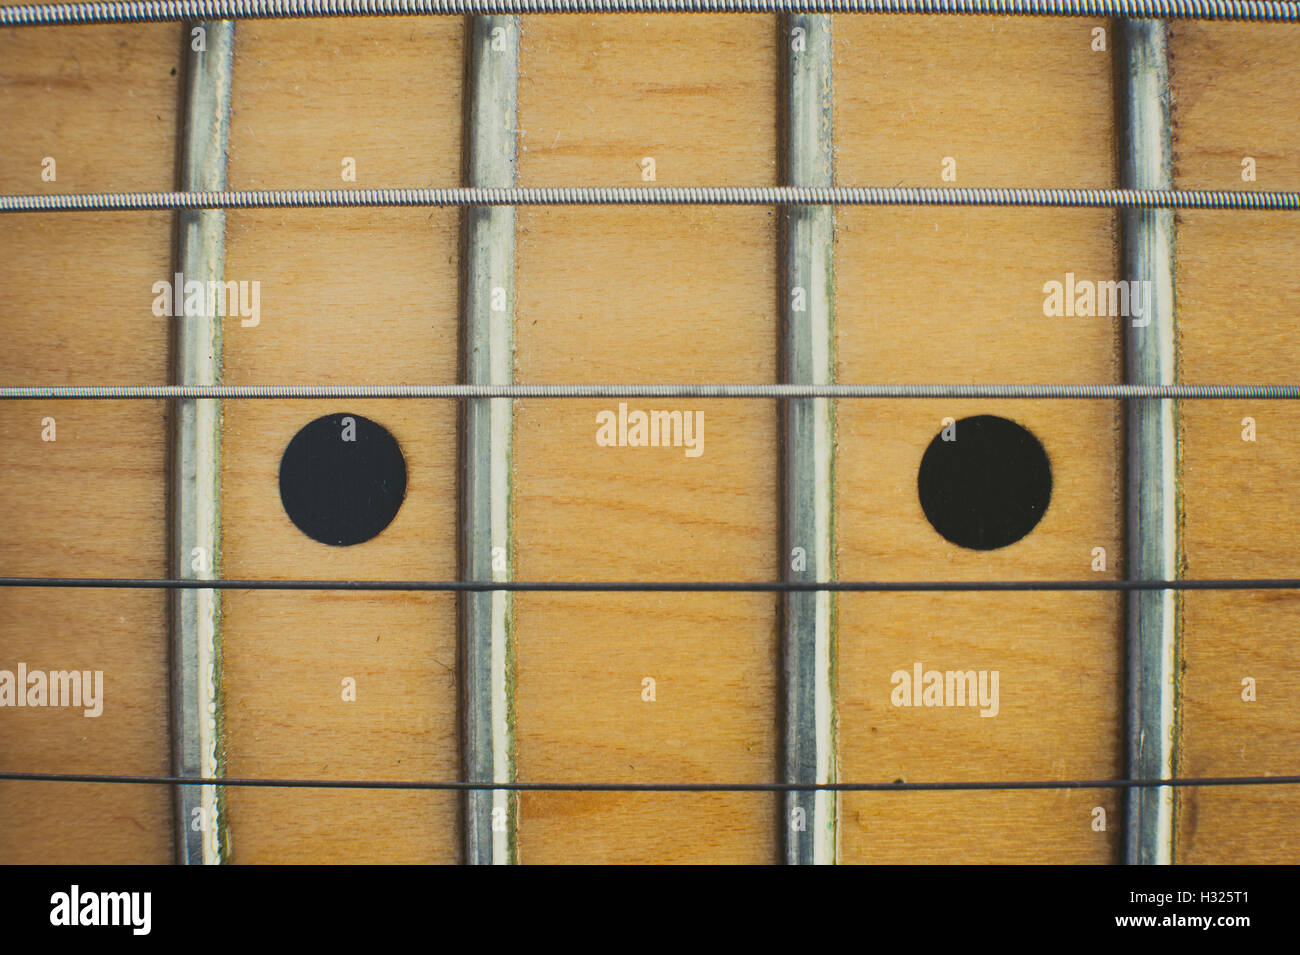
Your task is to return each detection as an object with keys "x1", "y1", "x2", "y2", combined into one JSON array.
[
  {"x1": 917, "y1": 415, "x2": 1051, "y2": 551},
  {"x1": 279, "y1": 413, "x2": 407, "y2": 547}
]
